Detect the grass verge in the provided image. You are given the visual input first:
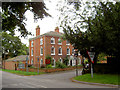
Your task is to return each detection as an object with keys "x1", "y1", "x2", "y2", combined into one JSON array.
[
  {"x1": 74, "y1": 73, "x2": 119, "y2": 85},
  {"x1": 2, "y1": 69, "x2": 45, "y2": 76}
]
